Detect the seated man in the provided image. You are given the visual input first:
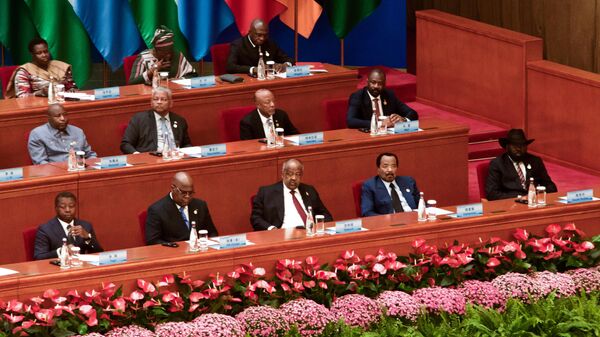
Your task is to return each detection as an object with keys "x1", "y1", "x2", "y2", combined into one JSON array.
[
  {"x1": 28, "y1": 104, "x2": 96, "y2": 165},
  {"x1": 347, "y1": 68, "x2": 418, "y2": 129},
  {"x1": 6, "y1": 37, "x2": 77, "y2": 98},
  {"x1": 120, "y1": 86, "x2": 192, "y2": 154},
  {"x1": 251, "y1": 159, "x2": 333, "y2": 230},
  {"x1": 226, "y1": 18, "x2": 293, "y2": 76},
  {"x1": 240, "y1": 89, "x2": 299, "y2": 140},
  {"x1": 361, "y1": 152, "x2": 420, "y2": 217},
  {"x1": 486, "y1": 129, "x2": 557, "y2": 200},
  {"x1": 146, "y1": 171, "x2": 218, "y2": 245},
  {"x1": 34, "y1": 192, "x2": 103, "y2": 260},
  {"x1": 128, "y1": 25, "x2": 197, "y2": 85}
]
